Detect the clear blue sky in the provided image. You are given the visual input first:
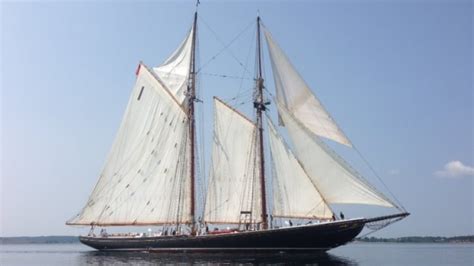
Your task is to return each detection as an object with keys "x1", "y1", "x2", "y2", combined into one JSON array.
[{"x1": 1, "y1": 0, "x2": 472, "y2": 237}]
